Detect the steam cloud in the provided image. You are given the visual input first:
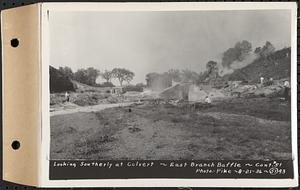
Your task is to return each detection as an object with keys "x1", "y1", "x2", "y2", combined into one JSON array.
[
  {"x1": 219, "y1": 41, "x2": 276, "y2": 76},
  {"x1": 219, "y1": 53, "x2": 258, "y2": 76},
  {"x1": 221, "y1": 40, "x2": 253, "y2": 69}
]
